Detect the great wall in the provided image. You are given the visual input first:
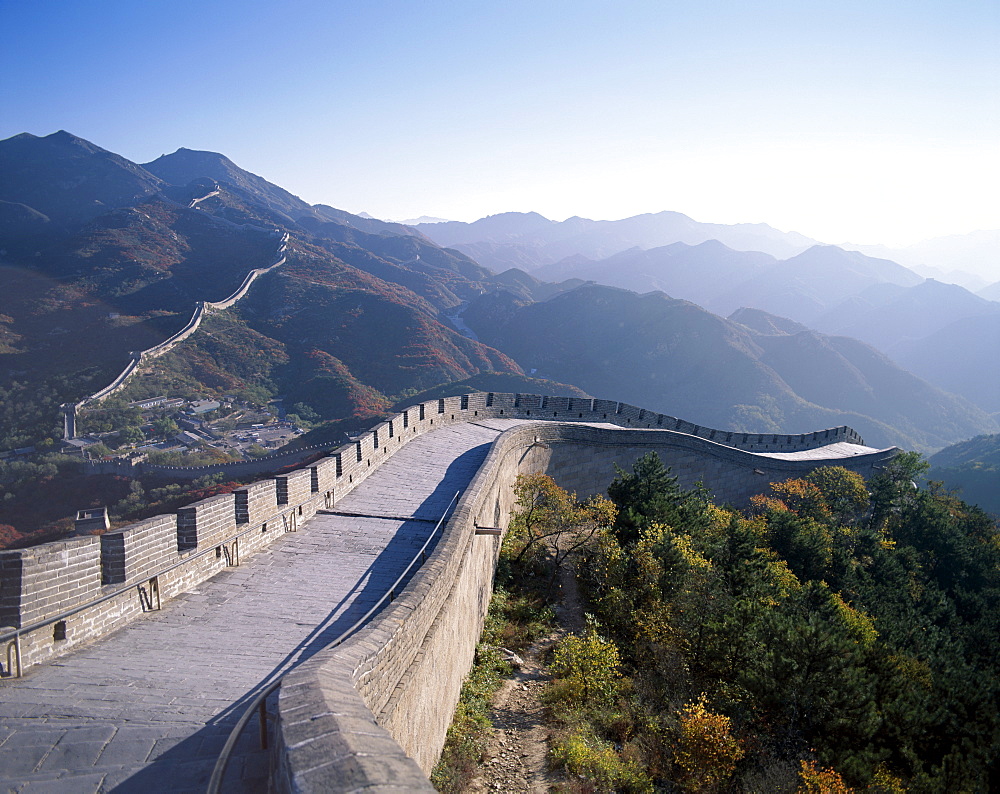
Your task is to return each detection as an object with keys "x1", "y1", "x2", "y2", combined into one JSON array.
[
  {"x1": 60, "y1": 229, "x2": 289, "y2": 441},
  {"x1": 0, "y1": 391, "x2": 898, "y2": 792}
]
